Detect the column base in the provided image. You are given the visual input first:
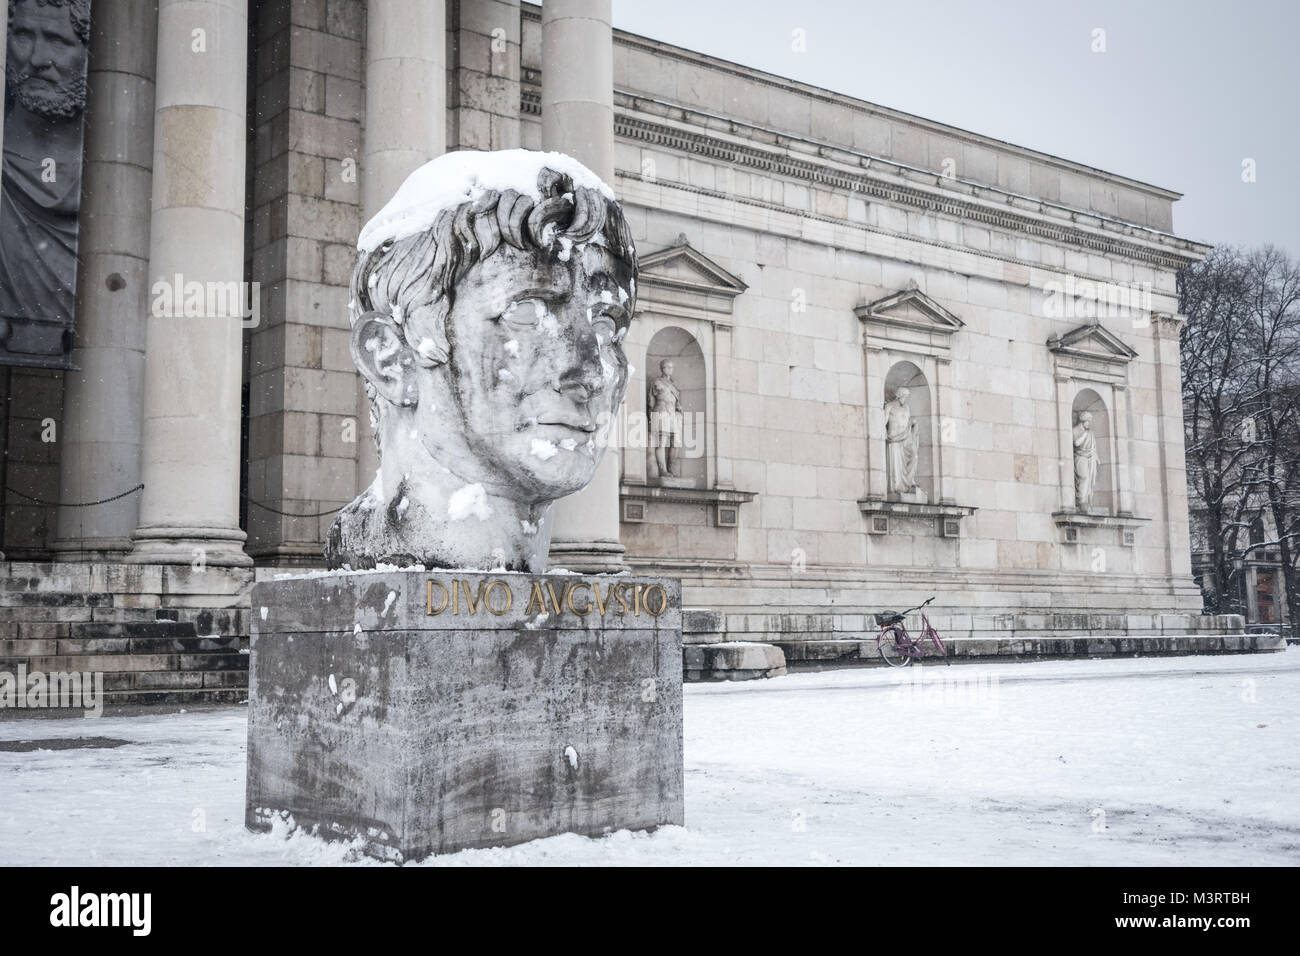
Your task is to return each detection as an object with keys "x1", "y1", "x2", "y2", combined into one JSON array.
[
  {"x1": 244, "y1": 543, "x2": 328, "y2": 568},
  {"x1": 49, "y1": 538, "x2": 134, "y2": 562},
  {"x1": 547, "y1": 538, "x2": 627, "y2": 574},
  {"x1": 127, "y1": 526, "x2": 253, "y2": 567}
]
